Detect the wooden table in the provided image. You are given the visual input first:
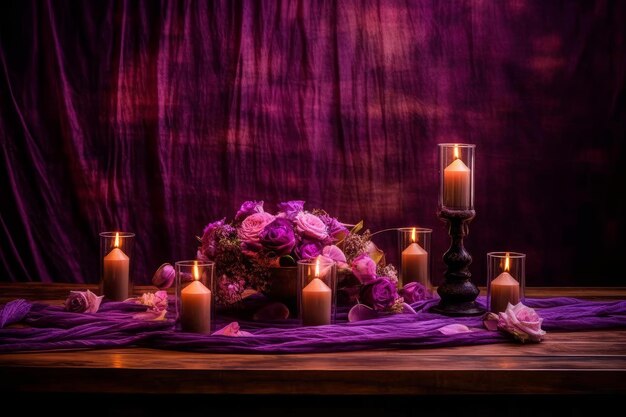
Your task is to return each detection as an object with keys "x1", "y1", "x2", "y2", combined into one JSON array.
[{"x1": 1, "y1": 283, "x2": 625, "y2": 412}]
